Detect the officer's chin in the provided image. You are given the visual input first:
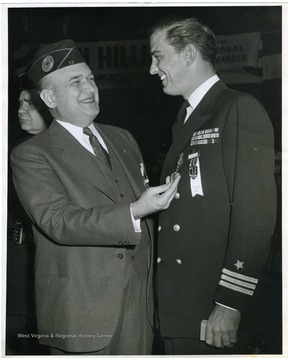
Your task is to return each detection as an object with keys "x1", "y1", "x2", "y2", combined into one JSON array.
[{"x1": 163, "y1": 86, "x2": 177, "y2": 97}]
